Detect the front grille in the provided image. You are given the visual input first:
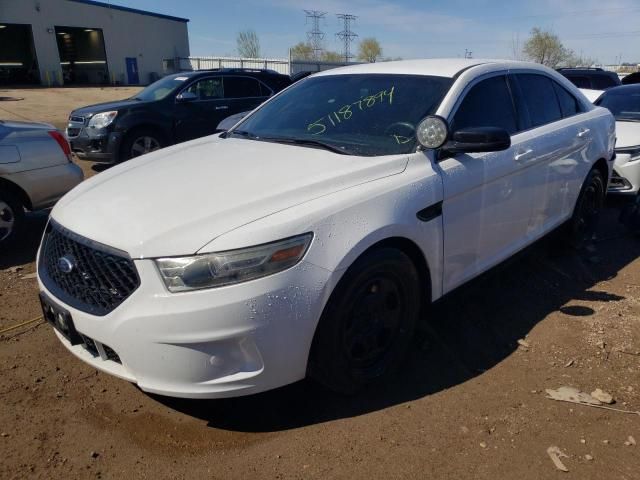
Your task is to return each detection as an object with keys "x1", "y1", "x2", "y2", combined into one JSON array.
[
  {"x1": 102, "y1": 344, "x2": 122, "y2": 364},
  {"x1": 69, "y1": 115, "x2": 85, "y2": 123},
  {"x1": 39, "y1": 221, "x2": 140, "y2": 316},
  {"x1": 67, "y1": 127, "x2": 81, "y2": 138}
]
